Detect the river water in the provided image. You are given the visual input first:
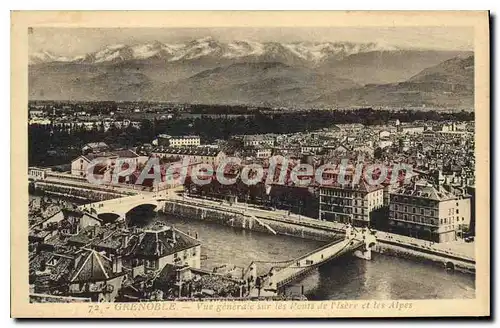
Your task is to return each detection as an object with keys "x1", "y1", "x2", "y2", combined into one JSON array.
[
  {"x1": 29, "y1": 194, "x2": 475, "y2": 300},
  {"x1": 152, "y1": 213, "x2": 475, "y2": 300}
]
